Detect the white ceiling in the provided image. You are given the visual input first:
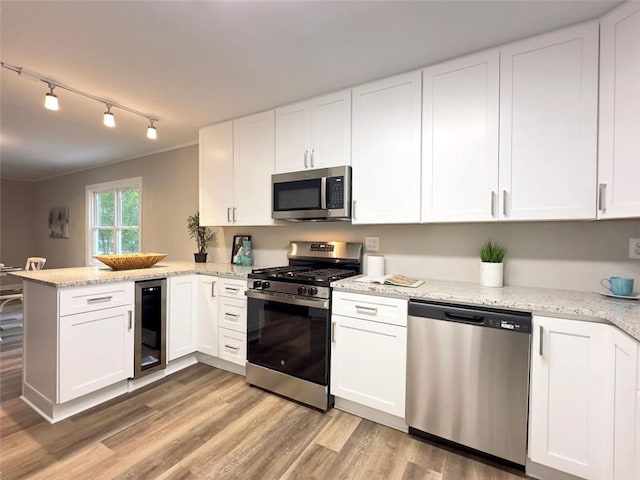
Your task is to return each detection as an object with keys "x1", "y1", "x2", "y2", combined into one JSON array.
[{"x1": 0, "y1": 0, "x2": 622, "y2": 182}]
